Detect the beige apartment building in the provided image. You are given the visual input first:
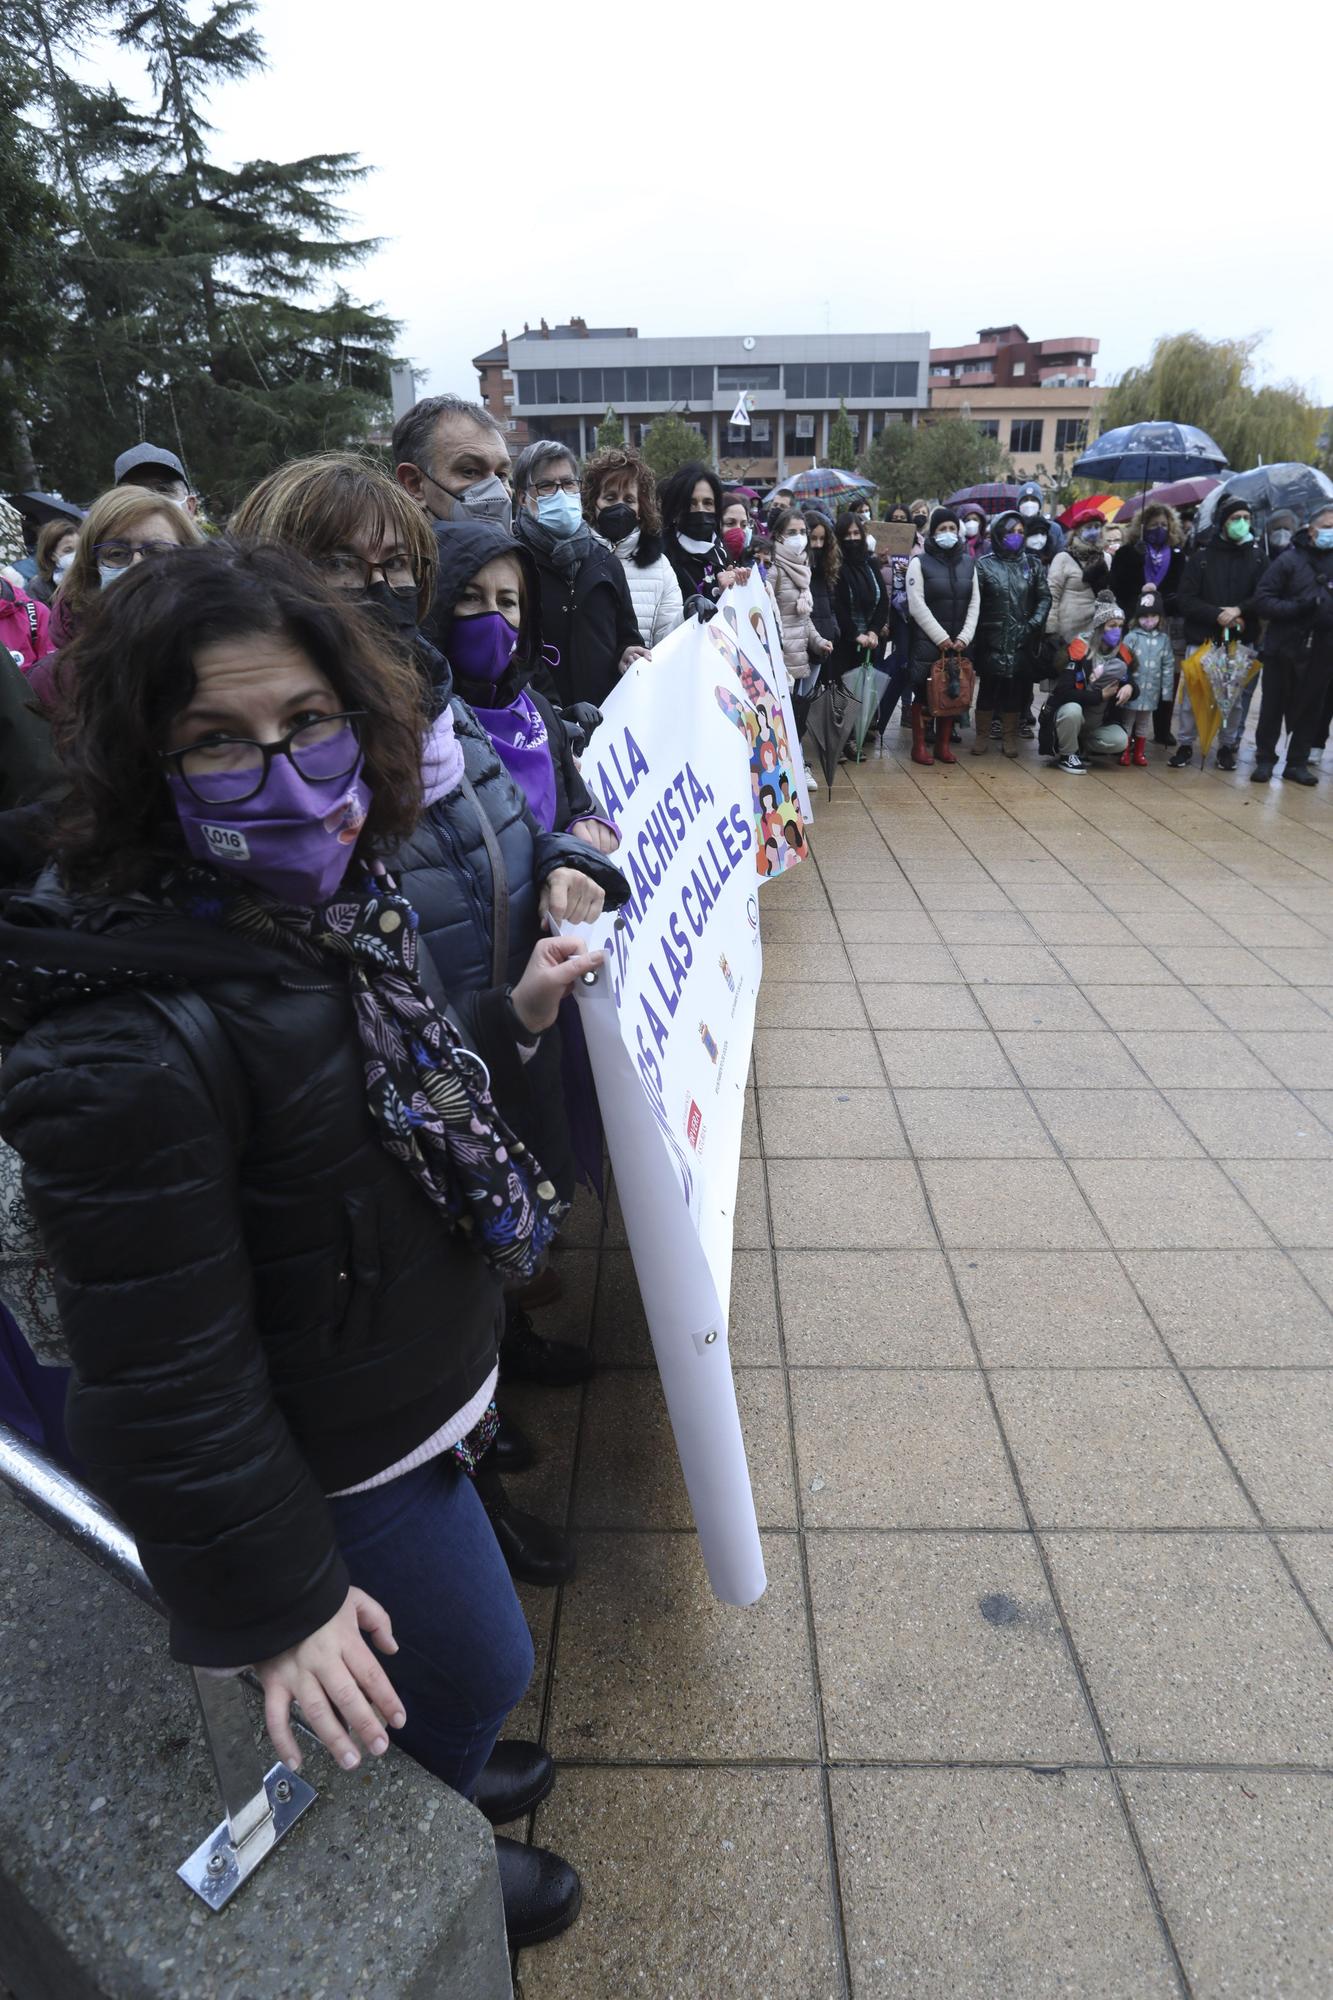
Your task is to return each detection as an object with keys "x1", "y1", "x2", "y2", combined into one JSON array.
[{"x1": 927, "y1": 325, "x2": 1109, "y2": 478}]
